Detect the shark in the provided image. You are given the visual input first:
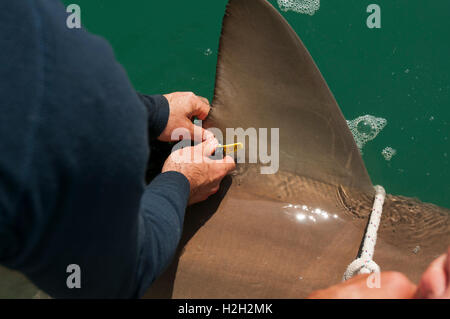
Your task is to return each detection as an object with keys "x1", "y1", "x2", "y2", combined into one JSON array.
[
  {"x1": 144, "y1": 0, "x2": 450, "y2": 298},
  {"x1": 0, "y1": 0, "x2": 448, "y2": 300}
]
